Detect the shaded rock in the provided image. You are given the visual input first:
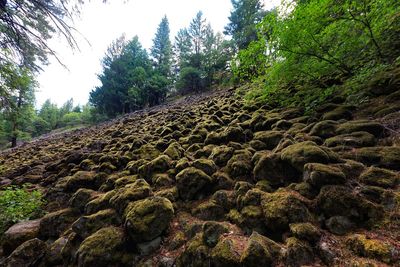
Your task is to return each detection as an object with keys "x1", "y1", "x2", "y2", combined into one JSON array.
[
  {"x1": 322, "y1": 105, "x2": 353, "y2": 121},
  {"x1": 72, "y1": 209, "x2": 121, "y2": 238},
  {"x1": 281, "y1": 141, "x2": 340, "y2": 171},
  {"x1": 202, "y1": 221, "x2": 229, "y2": 247},
  {"x1": 192, "y1": 200, "x2": 226, "y2": 221},
  {"x1": 336, "y1": 120, "x2": 385, "y2": 137},
  {"x1": 39, "y1": 208, "x2": 79, "y2": 239},
  {"x1": 164, "y1": 142, "x2": 184, "y2": 160},
  {"x1": 69, "y1": 188, "x2": 98, "y2": 212},
  {"x1": 344, "y1": 146, "x2": 400, "y2": 170},
  {"x1": 325, "y1": 216, "x2": 355, "y2": 235},
  {"x1": 138, "y1": 155, "x2": 172, "y2": 180},
  {"x1": 124, "y1": 196, "x2": 174, "y2": 242},
  {"x1": 137, "y1": 236, "x2": 162, "y2": 255},
  {"x1": 359, "y1": 166, "x2": 399, "y2": 188},
  {"x1": 176, "y1": 167, "x2": 214, "y2": 200},
  {"x1": 240, "y1": 231, "x2": 280, "y2": 266},
  {"x1": 176, "y1": 234, "x2": 209, "y2": 267},
  {"x1": 2, "y1": 219, "x2": 41, "y2": 255},
  {"x1": 285, "y1": 237, "x2": 314, "y2": 267},
  {"x1": 192, "y1": 159, "x2": 218, "y2": 176},
  {"x1": 85, "y1": 190, "x2": 116, "y2": 214},
  {"x1": 76, "y1": 226, "x2": 126, "y2": 267},
  {"x1": 309, "y1": 120, "x2": 338, "y2": 138},
  {"x1": 303, "y1": 163, "x2": 346, "y2": 188},
  {"x1": 2, "y1": 238, "x2": 47, "y2": 267},
  {"x1": 253, "y1": 131, "x2": 284, "y2": 150},
  {"x1": 227, "y1": 151, "x2": 253, "y2": 180},
  {"x1": 324, "y1": 131, "x2": 376, "y2": 148},
  {"x1": 209, "y1": 145, "x2": 235, "y2": 167},
  {"x1": 210, "y1": 237, "x2": 242, "y2": 267},
  {"x1": 63, "y1": 171, "x2": 105, "y2": 192}
]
